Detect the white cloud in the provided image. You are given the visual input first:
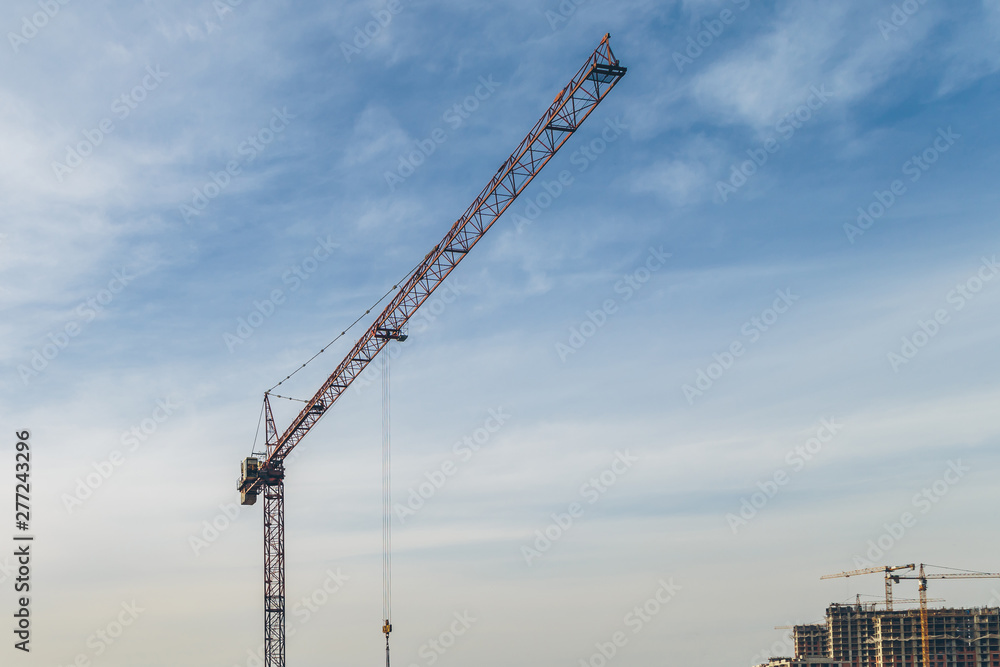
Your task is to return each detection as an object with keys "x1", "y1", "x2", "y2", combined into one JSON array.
[
  {"x1": 630, "y1": 135, "x2": 726, "y2": 206},
  {"x1": 935, "y1": 0, "x2": 1000, "y2": 95},
  {"x1": 690, "y1": 2, "x2": 935, "y2": 130},
  {"x1": 1, "y1": 3, "x2": 999, "y2": 665},
  {"x1": 341, "y1": 104, "x2": 411, "y2": 167}
]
